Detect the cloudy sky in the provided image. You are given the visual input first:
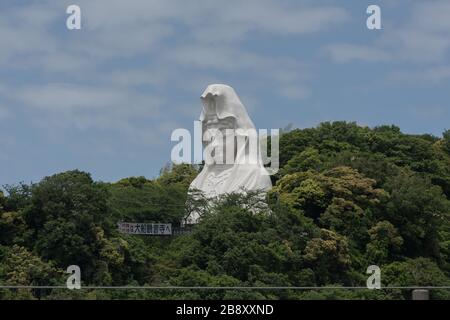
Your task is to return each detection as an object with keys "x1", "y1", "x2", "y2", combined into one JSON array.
[{"x1": 1, "y1": 0, "x2": 449, "y2": 185}]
